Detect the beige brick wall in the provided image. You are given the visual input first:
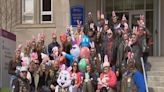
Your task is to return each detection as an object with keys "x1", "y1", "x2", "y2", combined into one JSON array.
[
  {"x1": 13, "y1": 0, "x2": 70, "y2": 46},
  {"x1": 0, "y1": 0, "x2": 18, "y2": 32},
  {"x1": 0, "y1": 0, "x2": 99, "y2": 47}
]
